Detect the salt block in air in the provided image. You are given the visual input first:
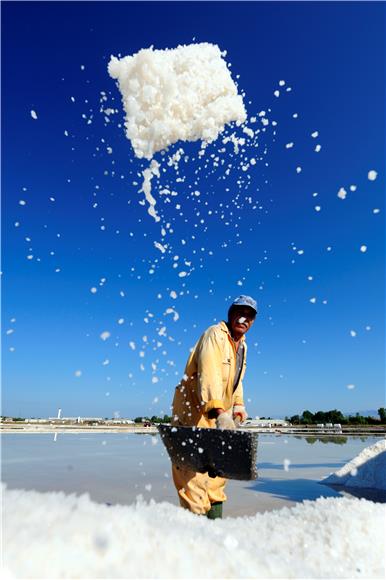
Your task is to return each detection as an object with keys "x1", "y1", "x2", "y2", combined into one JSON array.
[{"x1": 108, "y1": 43, "x2": 246, "y2": 160}]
